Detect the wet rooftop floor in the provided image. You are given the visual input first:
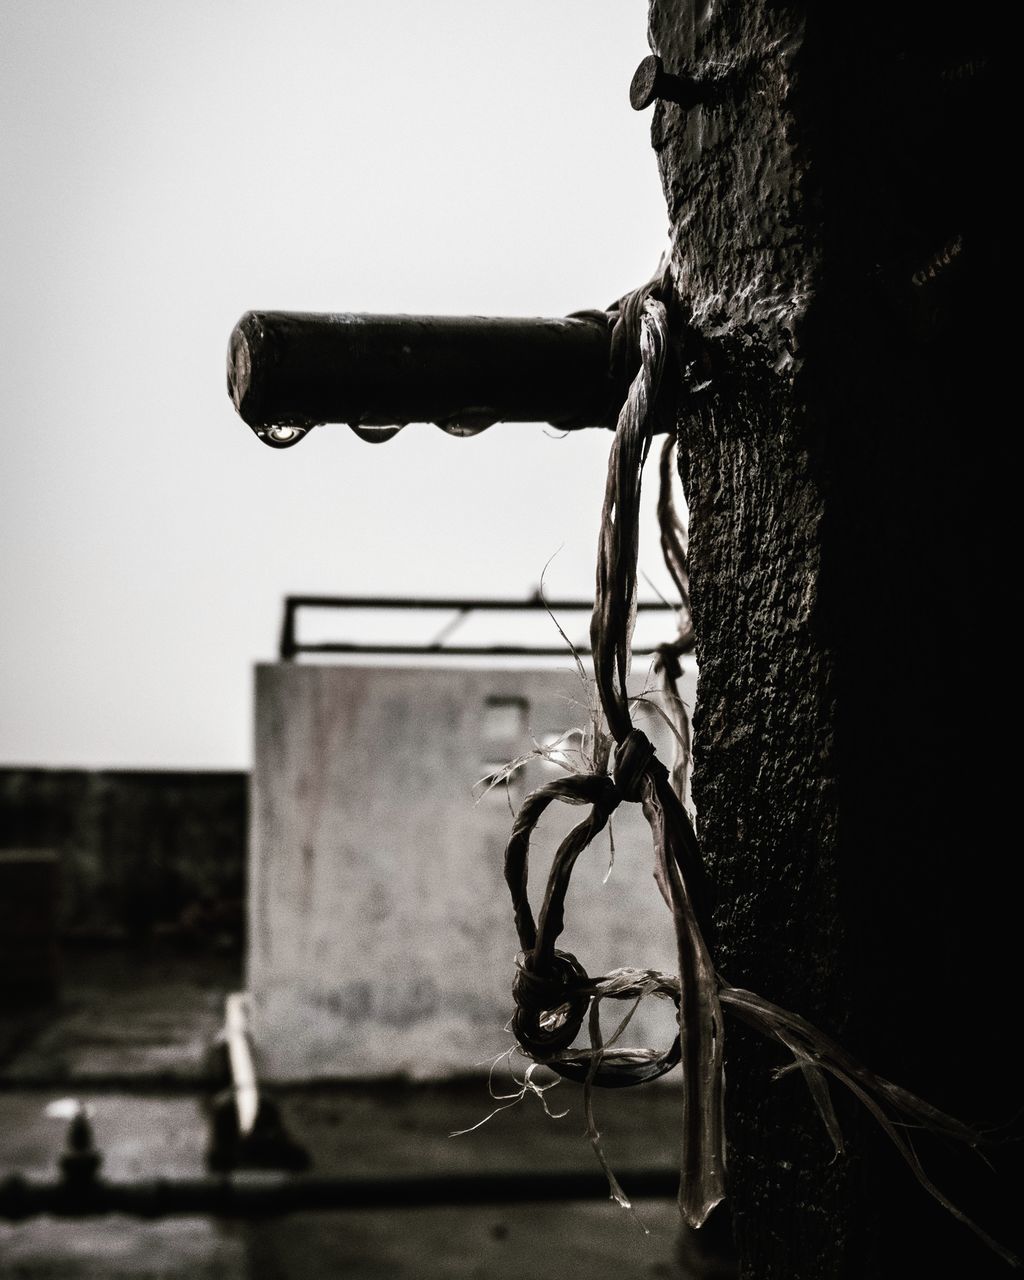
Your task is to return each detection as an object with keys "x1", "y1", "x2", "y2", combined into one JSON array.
[{"x1": 0, "y1": 948, "x2": 734, "y2": 1279}]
